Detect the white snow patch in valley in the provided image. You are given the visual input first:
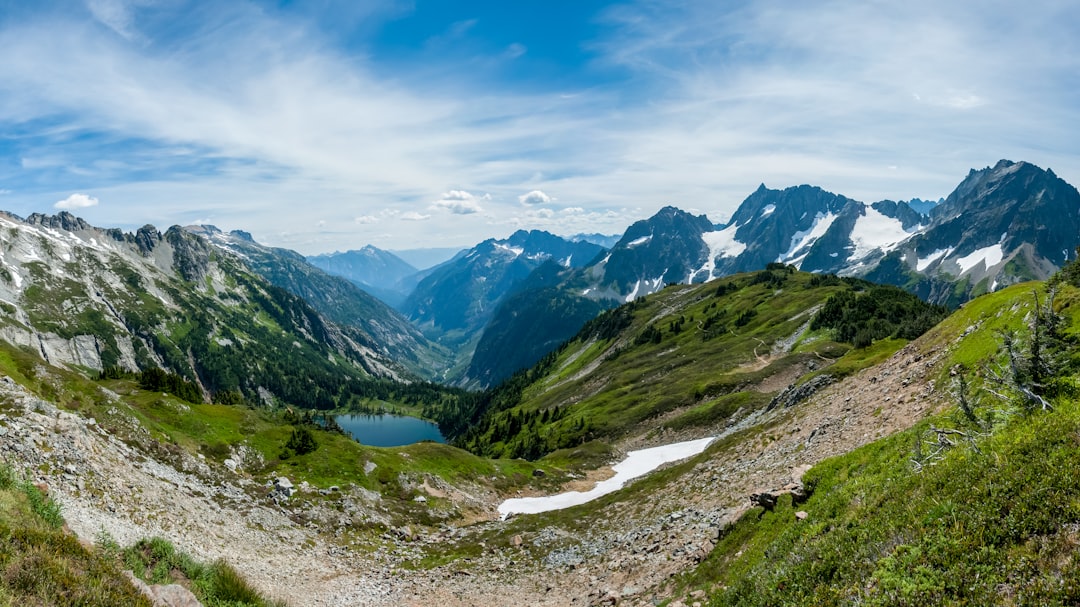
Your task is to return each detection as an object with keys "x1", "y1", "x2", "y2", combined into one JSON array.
[
  {"x1": 760, "y1": 204, "x2": 776, "y2": 218},
  {"x1": 849, "y1": 207, "x2": 913, "y2": 259},
  {"x1": 781, "y1": 212, "x2": 837, "y2": 266},
  {"x1": 916, "y1": 248, "x2": 951, "y2": 272},
  {"x1": 498, "y1": 436, "x2": 716, "y2": 518},
  {"x1": 955, "y1": 244, "x2": 1004, "y2": 273},
  {"x1": 627, "y1": 235, "x2": 652, "y2": 247}
]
